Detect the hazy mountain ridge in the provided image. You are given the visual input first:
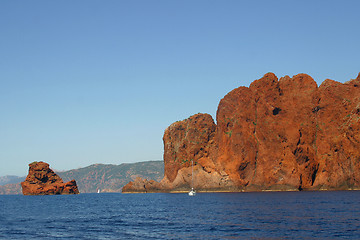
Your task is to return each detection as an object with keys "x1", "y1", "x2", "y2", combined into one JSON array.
[
  {"x1": 0, "y1": 175, "x2": 25, "y2": 186},
  {"x1": 0, "y1": 176, "x2": 25, "y2": 194},
  {"x1": 0, "y1": 183, "x2": 22, "y2": 195},
  {"x1": 58, "y1": 160, "x2": 164, "y2": 193}
]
